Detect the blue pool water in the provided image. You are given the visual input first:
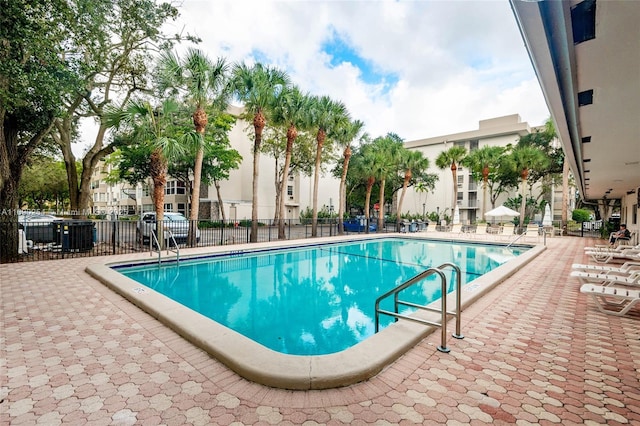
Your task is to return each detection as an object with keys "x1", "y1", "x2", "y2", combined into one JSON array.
[{"x1": 116, "y1": 238, "x2": 527, "y2": 355}]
